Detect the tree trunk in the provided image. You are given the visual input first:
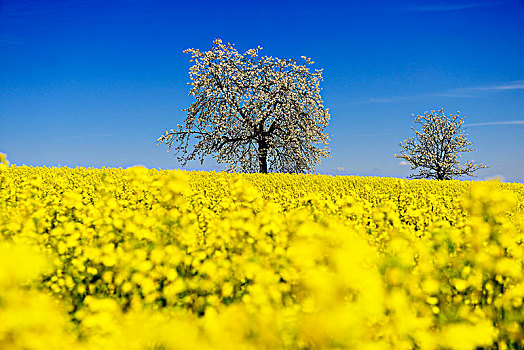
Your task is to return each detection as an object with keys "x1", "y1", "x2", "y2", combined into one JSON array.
[{"x1": 257, "y1": 139, "x2": 268, "y2": 174}]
